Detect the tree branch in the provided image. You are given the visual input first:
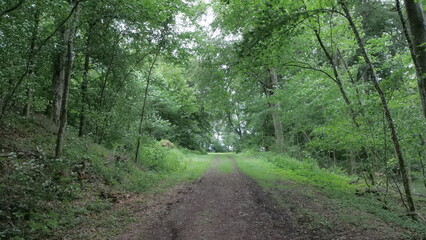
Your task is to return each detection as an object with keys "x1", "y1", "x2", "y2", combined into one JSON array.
[
  {"x1": 283, "y1": 61, "x2": 337, "y2": 82},
  {"x1": 0, "y1": 0, "x2": 26, "y2": 17}
]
